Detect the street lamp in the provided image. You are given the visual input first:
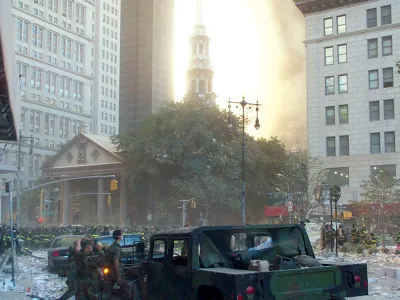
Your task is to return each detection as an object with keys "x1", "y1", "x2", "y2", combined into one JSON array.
[
  {"x1": 278, "y1": 173, "x2": 292, "y2": 223},
  {"x1": 227, "y1": 97, "x2": 261, "y2": 225},
  {"x1": 16, "y1": 129, "x2": 33, "y2": 230}
]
